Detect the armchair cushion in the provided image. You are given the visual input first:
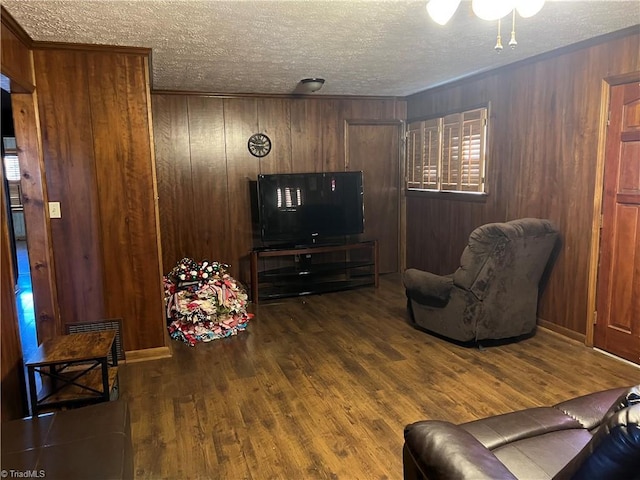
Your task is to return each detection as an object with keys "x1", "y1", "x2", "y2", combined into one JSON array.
[
  {"x1": 453, "y1": 219, "x2": 558, "y2": 300},
  {"x1": 454, "y1": 223, "x2": 510, "y2": 295},
  {"x1": 403, "y1": 269, "x2": 453, "y2": 305}
]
